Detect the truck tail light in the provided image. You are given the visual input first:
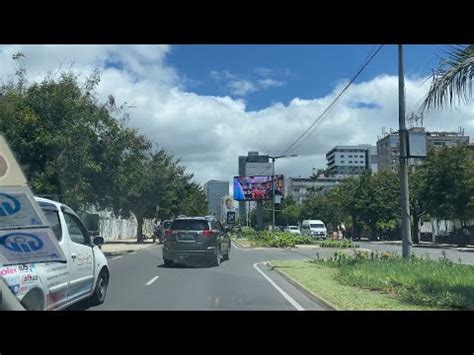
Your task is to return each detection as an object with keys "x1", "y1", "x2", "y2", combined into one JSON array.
[{"x1": 202, "y1": 230, "x2": 216, "y2": 237}]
